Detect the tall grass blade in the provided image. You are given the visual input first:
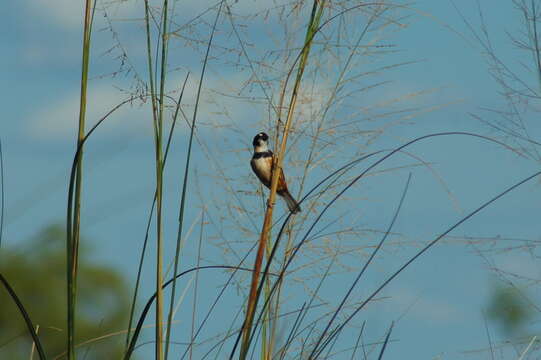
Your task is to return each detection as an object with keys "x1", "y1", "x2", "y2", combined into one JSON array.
[
  {"x1": 164, "y1": 2, "x2": 223, "y2": 357},
  {"x1": 124, "y1": 74, "x2": 190, "y2": 353},
  {"x1": 141, "y1": 3, "x2": 161, "y2": 356},
  {"x1": 376, "y1": 322, "x2": 394, "y2": 360},
  {"x1": 67, "y1": 1, "x2": 95, "y2": 358},
  {"x1": 146, "y1": 0, "x2": 172, "y2": 357},
  {"x1": 189, "y1": 210, "x2": 205, "y2": 360}
]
